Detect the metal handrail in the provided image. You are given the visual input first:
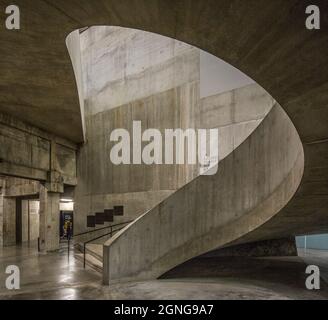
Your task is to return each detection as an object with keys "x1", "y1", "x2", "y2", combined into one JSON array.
[
  {"x1": 81, "y1": 220, "x2": 133, "y2": 268},
  {"x1": 74, "y1": 221, "x2": 132, "y2": 237}
]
